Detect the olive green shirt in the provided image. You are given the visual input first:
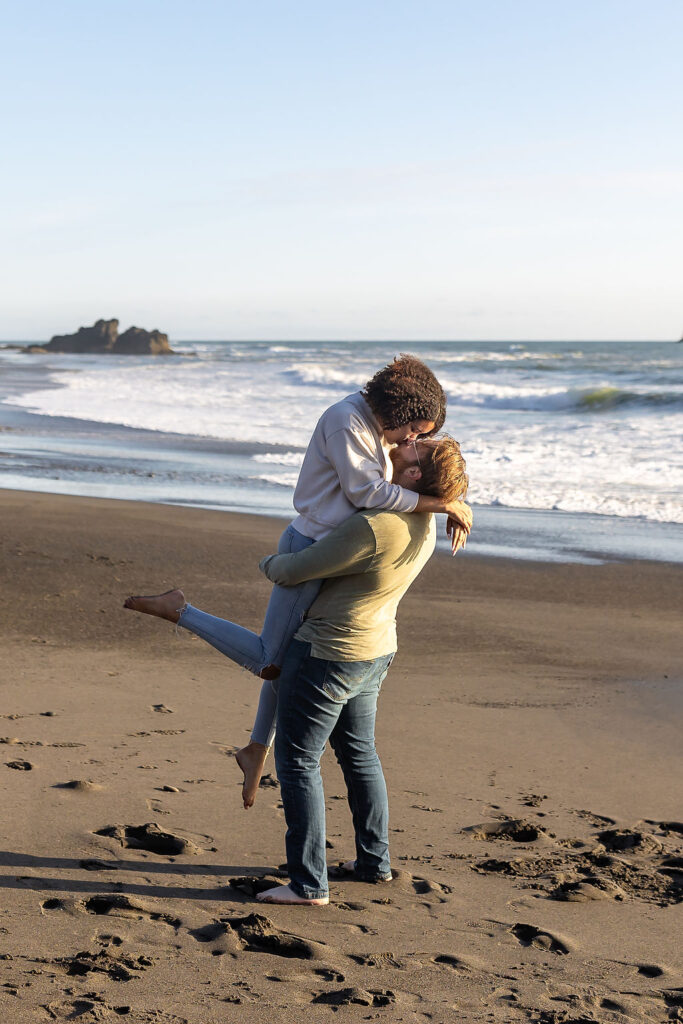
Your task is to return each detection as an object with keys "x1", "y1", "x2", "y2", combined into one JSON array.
[{"x1": 259, "y1": 509, "x2": 436, "y2": 661}]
